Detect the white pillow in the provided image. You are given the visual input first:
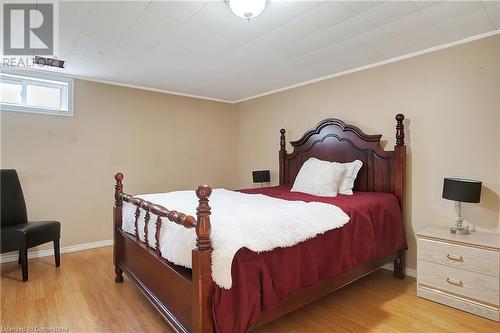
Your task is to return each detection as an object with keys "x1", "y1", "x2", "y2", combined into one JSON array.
[
  {"x1": 291, "y1": 158, "x2": 346, "y2": 197},
  {"x1": 338, "y1": 160, "x2": 363, "y2": 195}
]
